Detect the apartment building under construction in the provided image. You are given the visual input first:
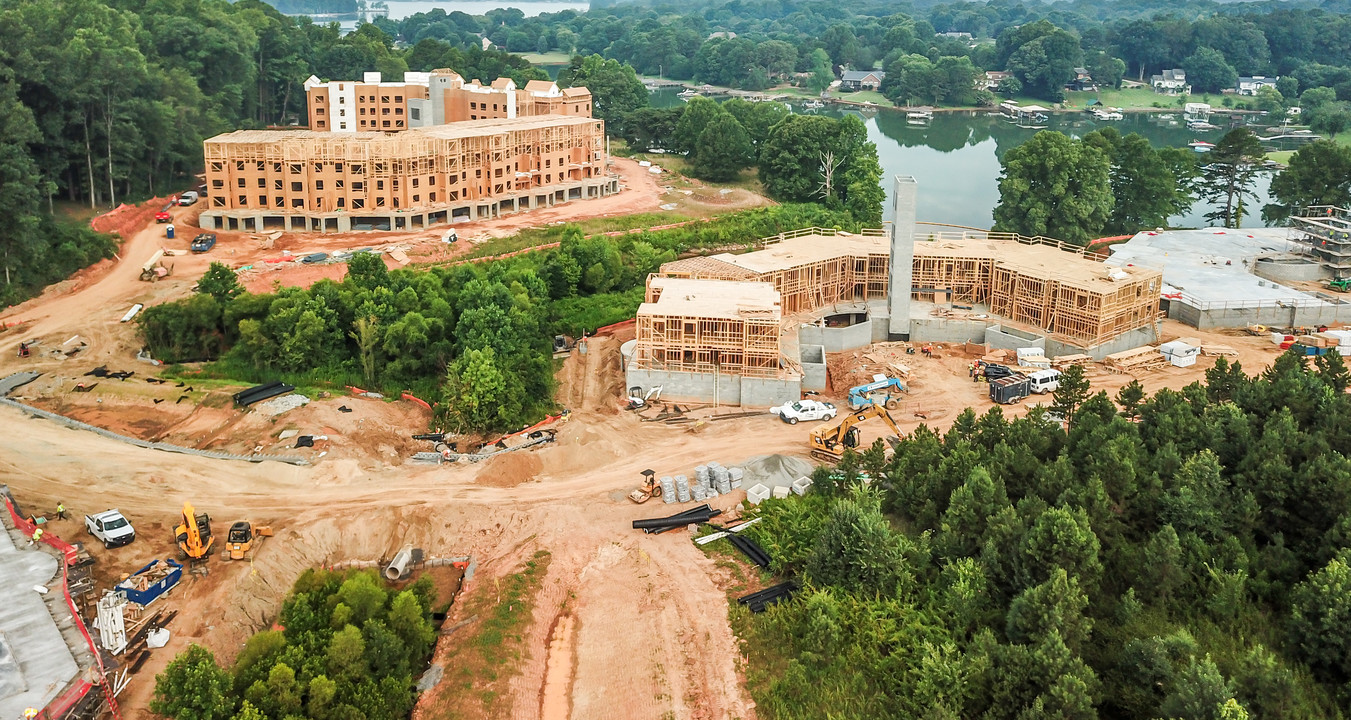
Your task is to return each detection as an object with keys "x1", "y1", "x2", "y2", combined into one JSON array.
[
  {"x1": 622, "y1": 178, "x2": 1163, "y2": 406},
  {"x1": 199, "y1": 115, "x2": 614, "y2": 232},
  {"x1": 303, "y1": 71, "x2": 592, "y2": 132}
]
